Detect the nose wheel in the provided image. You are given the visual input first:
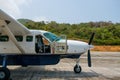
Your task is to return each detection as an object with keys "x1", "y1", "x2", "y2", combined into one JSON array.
[
  {"x1": 74, "y1": 56, "x2": 82, "y2": 73},
  {"x1": 74, "y1": 65, "x2": 82, "y2": 73}
]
